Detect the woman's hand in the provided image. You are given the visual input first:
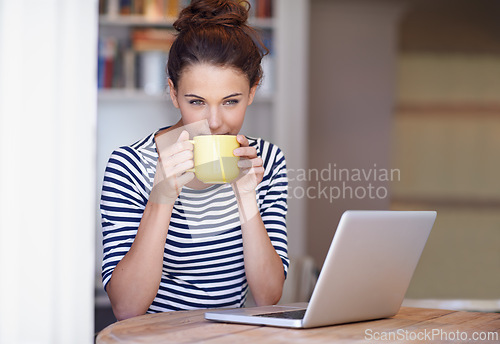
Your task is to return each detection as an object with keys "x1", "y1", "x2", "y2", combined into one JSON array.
[
  {"x1": 151, "y1": 130, "x2": 195, "y2": 204},
  {"x1": 231, "y1": 135, "x2": 263, "y2": 196}
]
